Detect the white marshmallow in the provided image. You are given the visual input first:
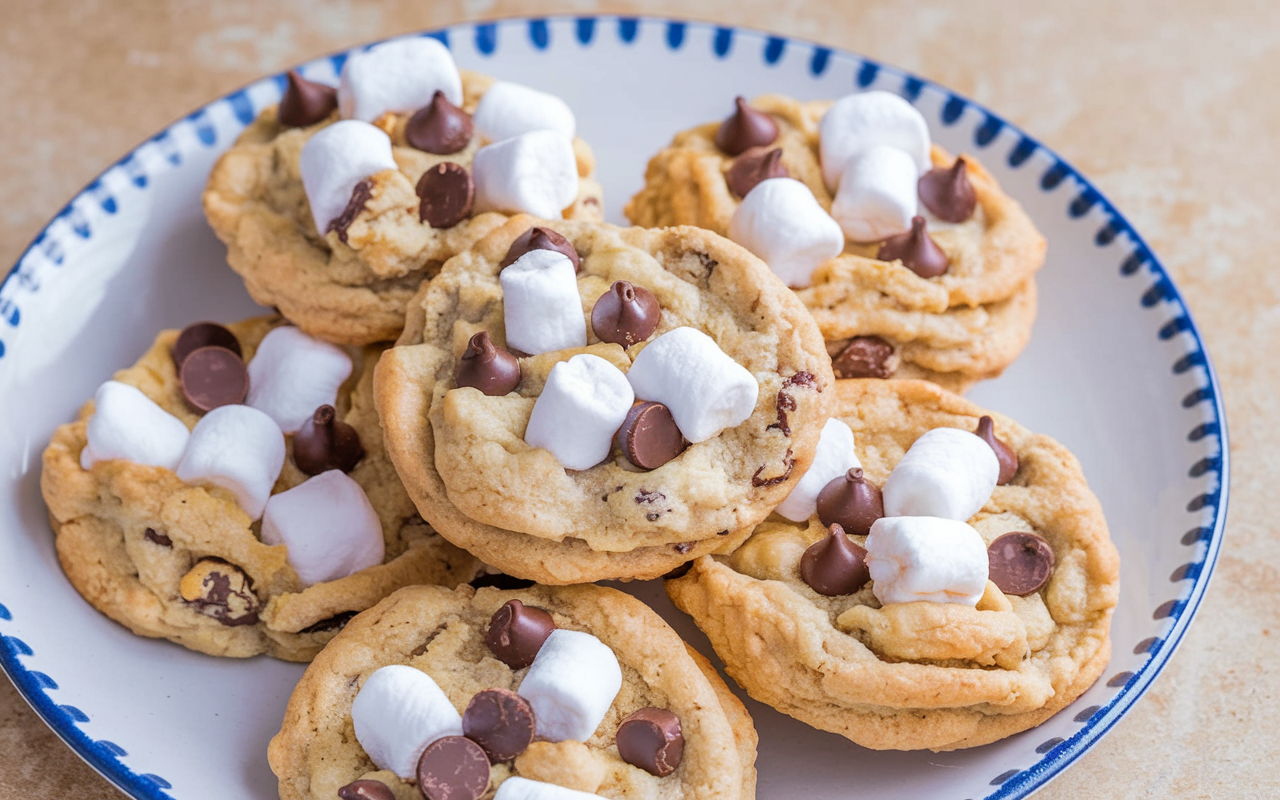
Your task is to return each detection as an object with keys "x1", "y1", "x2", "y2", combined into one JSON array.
[
  {"x1": 245, "y1": 326, "x2": 353, "y2": 434},
  {"x1": 80, "y1": 381, "x2": 190, "y2": 472},
  {"x1": 473, "y1": 130, "x2": 580, "y2": 219},
  {"x1": 819, "y1": 90, "x2": 932, "y2": 191},
  {"x1": 500, "y1": 249, "x2": 586, "y2": 356},
  {"x1": 524, "y1": 355, "x2": 633, "y2": 471},
  {"x1": 337, "y1": 37, "x2": 462, "y2": 122},
  {"x1": 775, "y1": 418, "x2": 860, "y2": 522},
  {"x1": 518, "y1": 629, "x2": 622, "y2": 742},
  {"x1": 473, "y1": 81, "x2": 577, "y2": 143},
  {"x1": 882, "y1": 427, "x2": 999, "y2": 521},
  {"x1": 299, "y1": 120, "x2": 397, "y2": 234},
  {"x1": 495, "y1": 777, "x2": 605, "y2": 800},
  {"x1": 175, "y1": 405, "x2": 285, "y2": 520},
  {"x1": 727, "y1": 178, "x2": 845, "y2": 288},
  {"x1": 260, "y1": 470, "x2": 384, "y2": 587},
  {"x1": 626, "y1": 327, "x2": 758, "y2": 444},
  {"x1": 830, "y1": 145, "x2": 919, "y2": 242},
  {"x1": 350, "y1": 665, "x2": 464, "y2": 780},
  {"x1": 865, "y1": 516, "x2": 989, "y2": 605}
]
